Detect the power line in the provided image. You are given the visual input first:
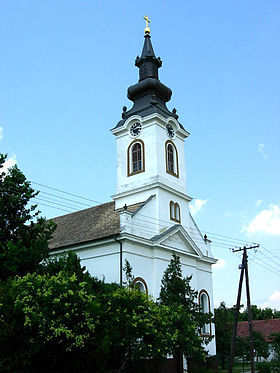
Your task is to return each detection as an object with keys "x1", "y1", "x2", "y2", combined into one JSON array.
[
  {"x1": 4, "y1": 178, "x2": 261, "y2": 251},
  {"x1": 38, "y1": 190, "x2": 92, "y2": 208},
  {"x1": 251, "y1": 256, "x2": 280, "y2": 278},
  {"x1": 30, "y1": 181, "x2": 100, "y2": 204},
  {"x1": 34, "y1": 201, "x2": 72, "y2": 213},
  {"x1": 34, "y1": 197, "x2": 80, "y2": 212}
]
